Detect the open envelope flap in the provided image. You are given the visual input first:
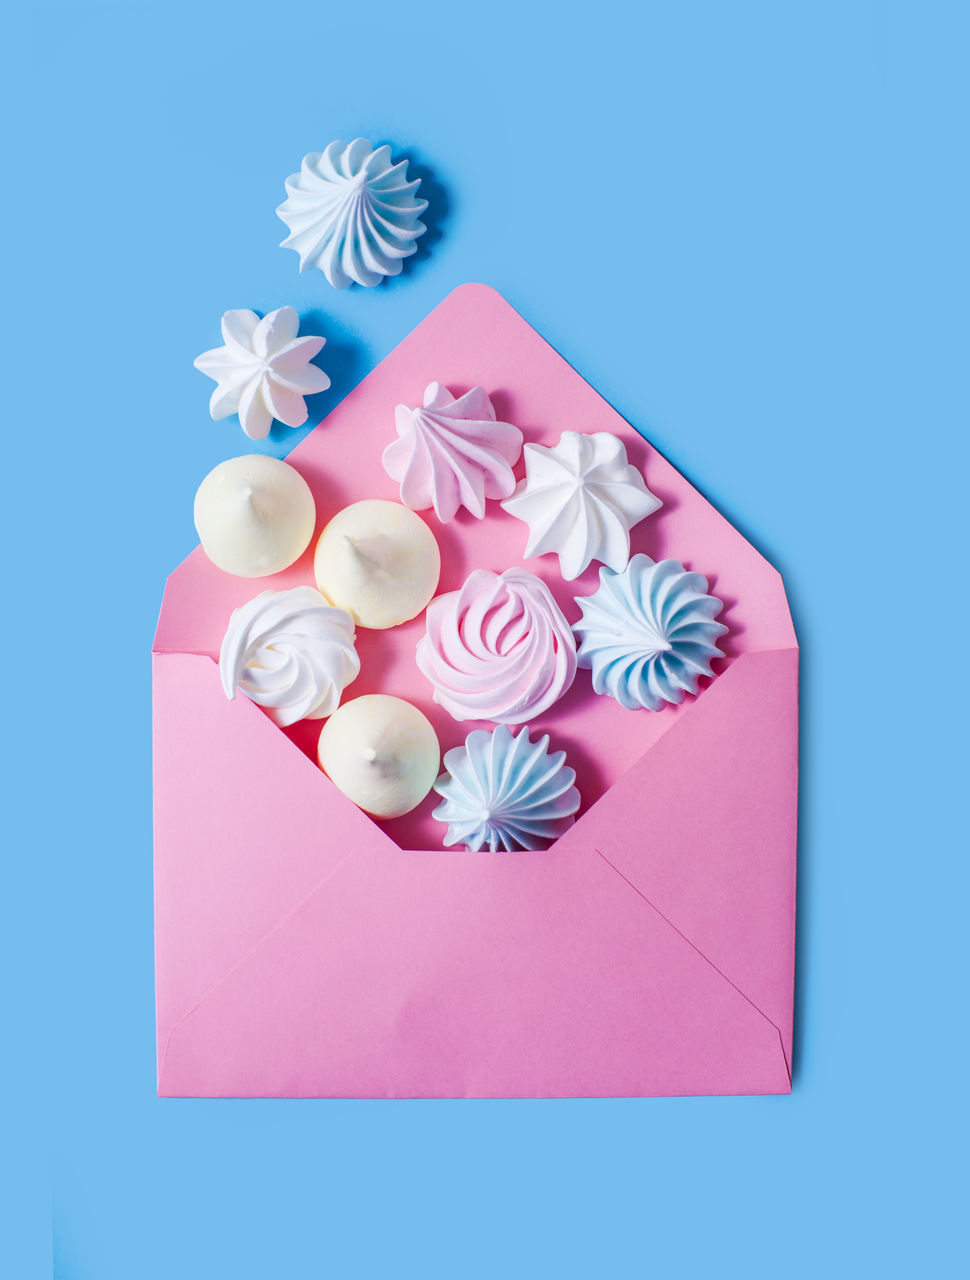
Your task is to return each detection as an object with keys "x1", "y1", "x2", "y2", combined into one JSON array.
[
  {"x1": 159, "y1": 838, "x2": 791, "y2": 1099},
  {"x1": 154, "y1": 283, "x2": 797, "y2": 663},
  {"x1": 557, "y1": 646, "x2": 798, "y2": 1070}
]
